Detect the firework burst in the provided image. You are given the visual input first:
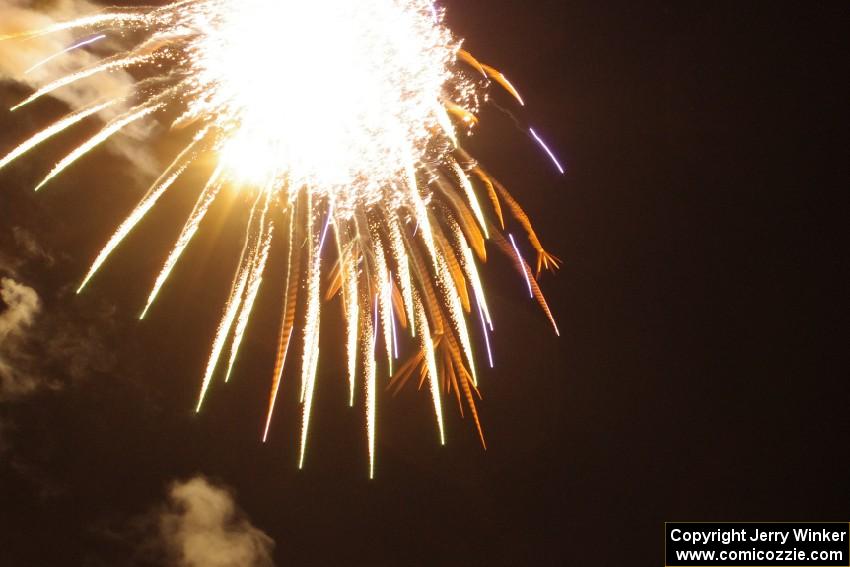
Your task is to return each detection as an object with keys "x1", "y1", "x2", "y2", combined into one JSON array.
[{"x1": 0, "y1": 0, "x2": 562, "y2": 477}]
